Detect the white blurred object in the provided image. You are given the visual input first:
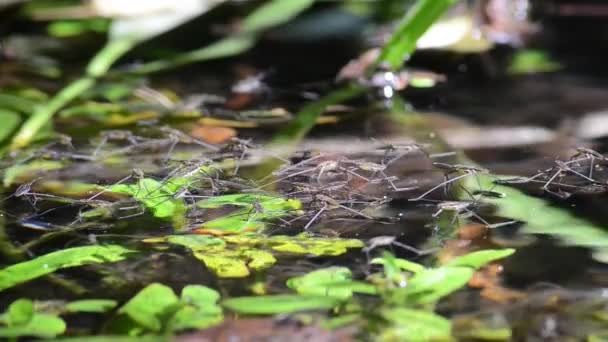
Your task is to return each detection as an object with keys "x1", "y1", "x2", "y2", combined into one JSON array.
[{"x1": 90, "y1": 0, "x2": 224, "y2": 41}]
